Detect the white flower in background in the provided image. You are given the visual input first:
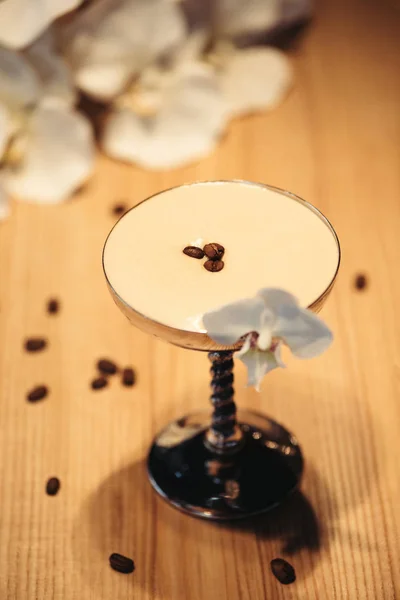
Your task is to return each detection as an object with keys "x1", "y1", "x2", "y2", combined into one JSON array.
[
  {"x1": 23, "y1": 30, "x2": 76, "y2": 108},
  {"x1": 60, "y1": 0, "x2": 187, "y2": 101},
  {"x1": 100, "y1": 28, "x2": 291, "y2": 168},
  {"x1": 102, "y1": 32, "x2": 228, "y2": 170},
  {"x1": 0, "y1": 0, "x2": 84, "y2": 50},
  {"x1": 59, "y1": 0, "x2": 297, "y2": 169},
  {"x1": 0, "y1": 35, "x2": 94, "y2": 216},
  {"x1": 204, "y1": 288, "x2": 332, "y2": 390},
  {"x1": 0, "y1": 0, "x2": 312, "y2": 205},
  {"x1": 210, "y1": 42, "x2": 292, "y2": 117}
]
